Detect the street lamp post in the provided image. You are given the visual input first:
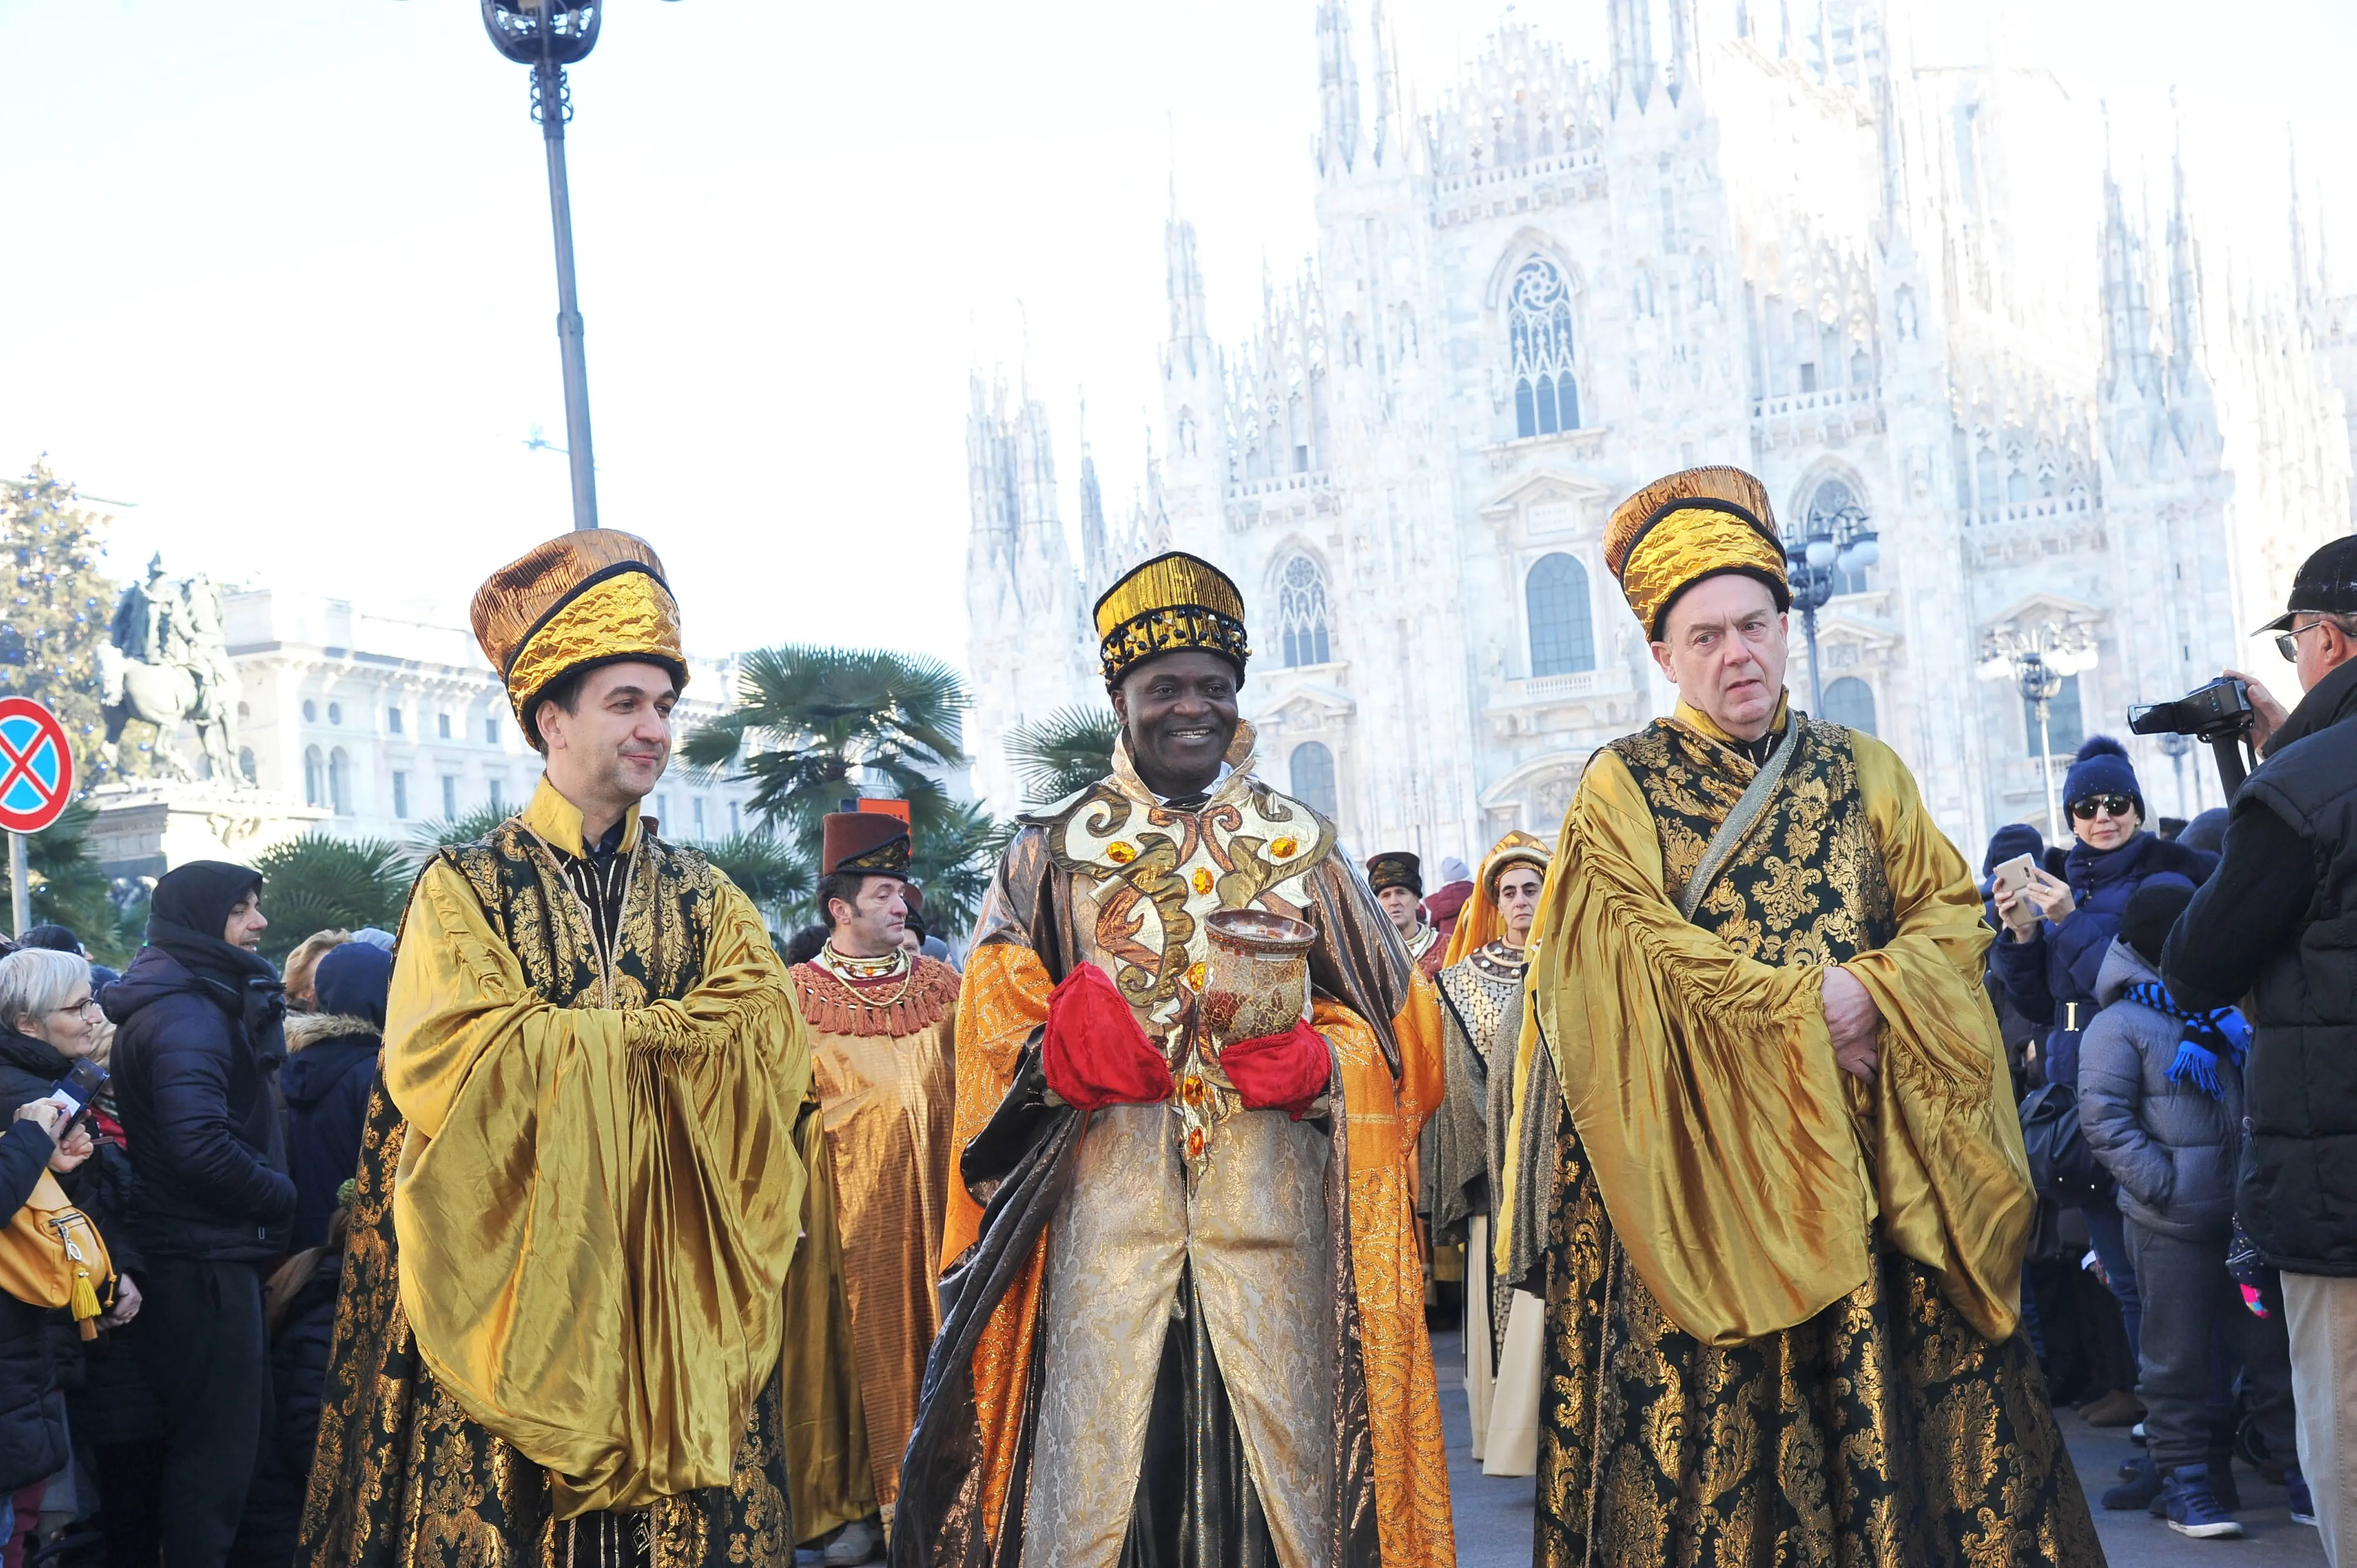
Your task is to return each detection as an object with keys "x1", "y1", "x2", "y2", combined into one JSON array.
[
  {"x1": 481, "y1": 0, "x2": 606, "y2": 532},
  {"x1": 1781, "y1": 492, "x2": 1879, "y2": 715},
  {"x1": 1977, "y1": 623, "x2": 2099, "y2": 841},
  {"x1": 2155, "y1": 729, "x2": 2195, "y2": 817}
]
